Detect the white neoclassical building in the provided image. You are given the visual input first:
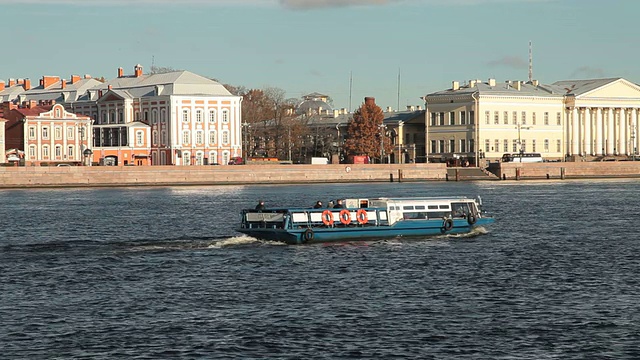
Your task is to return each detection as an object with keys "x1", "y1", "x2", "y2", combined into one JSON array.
[{"x1": 424, "y1": 77, "x2": 640, "y2": 165}]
